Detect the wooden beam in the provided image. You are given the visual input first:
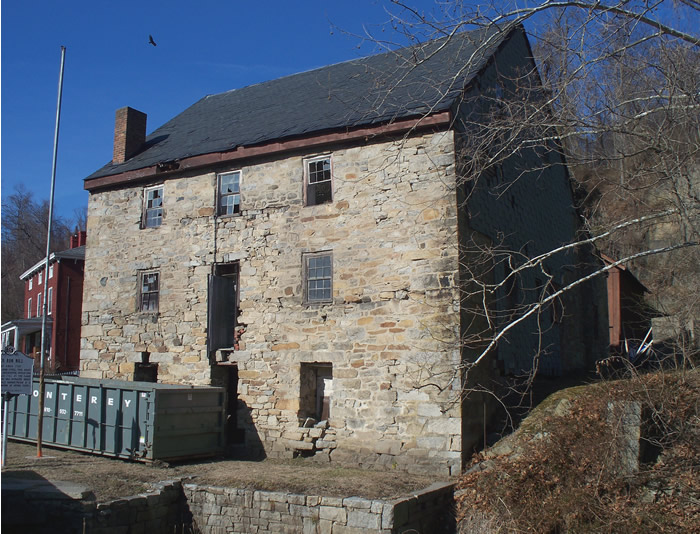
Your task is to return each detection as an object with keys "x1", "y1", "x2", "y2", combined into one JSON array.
[{"x1": 84, "y1": 112, "x2": 452, "y2": 191}]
